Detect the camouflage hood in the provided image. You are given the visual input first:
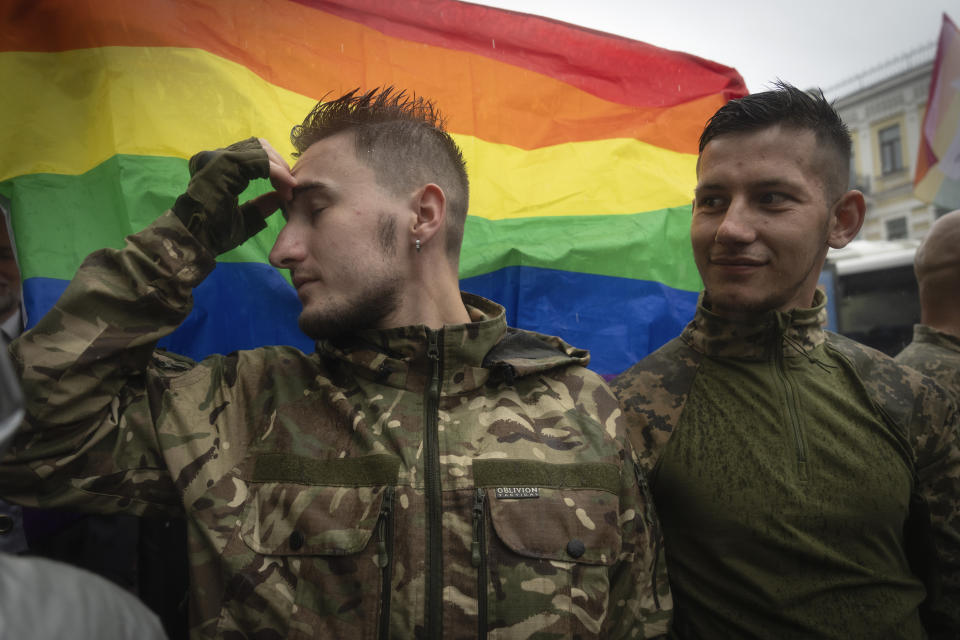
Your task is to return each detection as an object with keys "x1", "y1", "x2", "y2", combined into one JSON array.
[
  {"x1": 317, "y1": 292, "x2": 590, "y2": 392},
  {"x1": 684, "y1": 288, "x2": 828, "y2": 360}
]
